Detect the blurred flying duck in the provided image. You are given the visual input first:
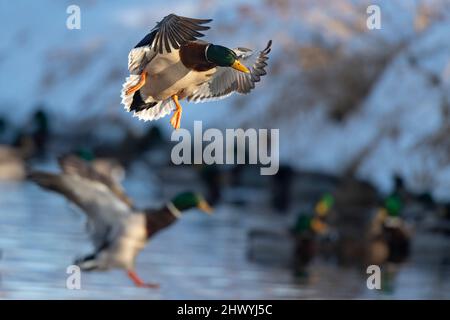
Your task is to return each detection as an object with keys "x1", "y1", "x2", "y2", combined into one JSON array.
[
  {"x1": 121, "y1": 13, "x2": 272, "y2": 129},
  {"x1": 29, "y1": 155, "x2": 212, "y2": 288},
  {"x1": 74, "y1": 148, "x2": 126, "y2": 185}
]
